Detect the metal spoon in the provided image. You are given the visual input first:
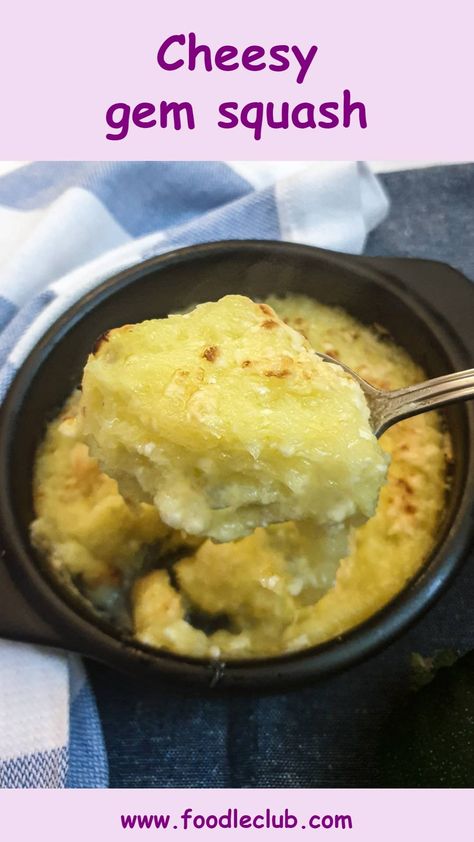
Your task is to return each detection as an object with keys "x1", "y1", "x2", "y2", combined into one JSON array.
[{"x1": 318, "y1": 354, "x2": 474, "y2": 438}]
